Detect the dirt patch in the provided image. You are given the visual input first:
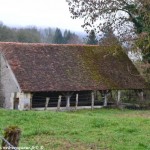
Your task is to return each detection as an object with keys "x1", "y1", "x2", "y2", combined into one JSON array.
[
  {"x1": 115, "y1": 111, "x2": 150, "y2": 118},
  {"x1": 22, "y1": 135, "x2": 101, "y2": 150}
]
